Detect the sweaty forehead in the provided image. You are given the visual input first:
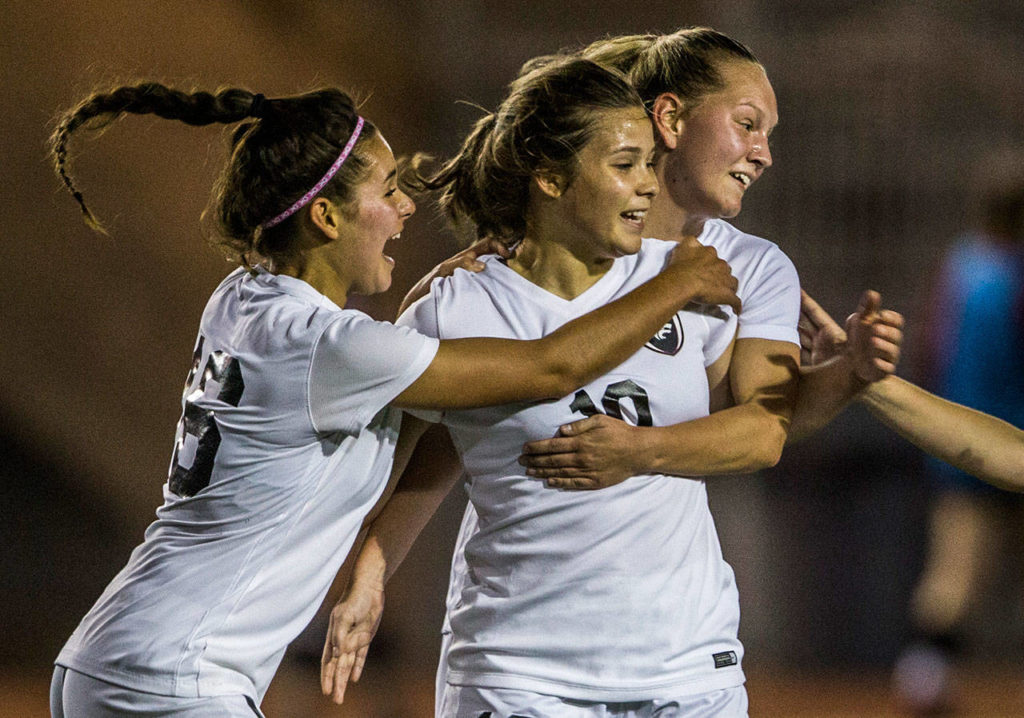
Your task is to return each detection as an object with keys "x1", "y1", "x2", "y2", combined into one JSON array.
[
  {"x1": 361, "y1": 132, "x2": 396, "y2": 181},
  {"x1": 589, "y1": 108, "x2": 654, "y2": 150},
  {"x1": 717, "y1": 62, "x2": 777, "y2": 119}
]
